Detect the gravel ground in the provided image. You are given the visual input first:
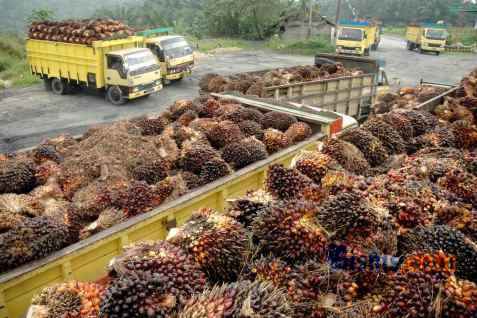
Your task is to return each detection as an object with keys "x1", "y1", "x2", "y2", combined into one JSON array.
[{"x1": 0, "y1": 35, "x2": 475, "y2": 152}]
